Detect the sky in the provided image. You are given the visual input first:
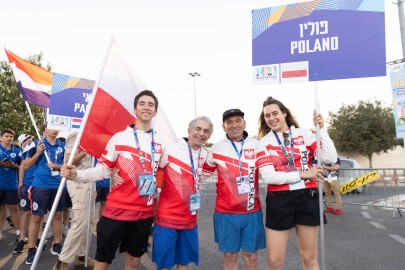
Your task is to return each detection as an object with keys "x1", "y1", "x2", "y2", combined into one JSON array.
[{"x1": 1, "y1": 0, "x2": 403, "y2": 143}]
